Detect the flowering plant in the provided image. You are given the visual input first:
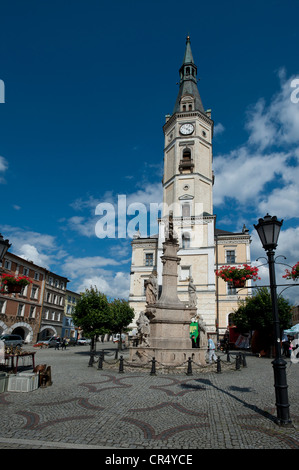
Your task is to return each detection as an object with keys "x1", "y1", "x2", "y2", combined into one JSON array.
[
  {"x1": 216, "y1": 264, "x2": 260, "y2": 287},
  {"x1": 1, "y1": 273, "x2": 32, "y2": 293},
  {"x1": 283, "y1": 262, "x2": 299, "y2": 281}
]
